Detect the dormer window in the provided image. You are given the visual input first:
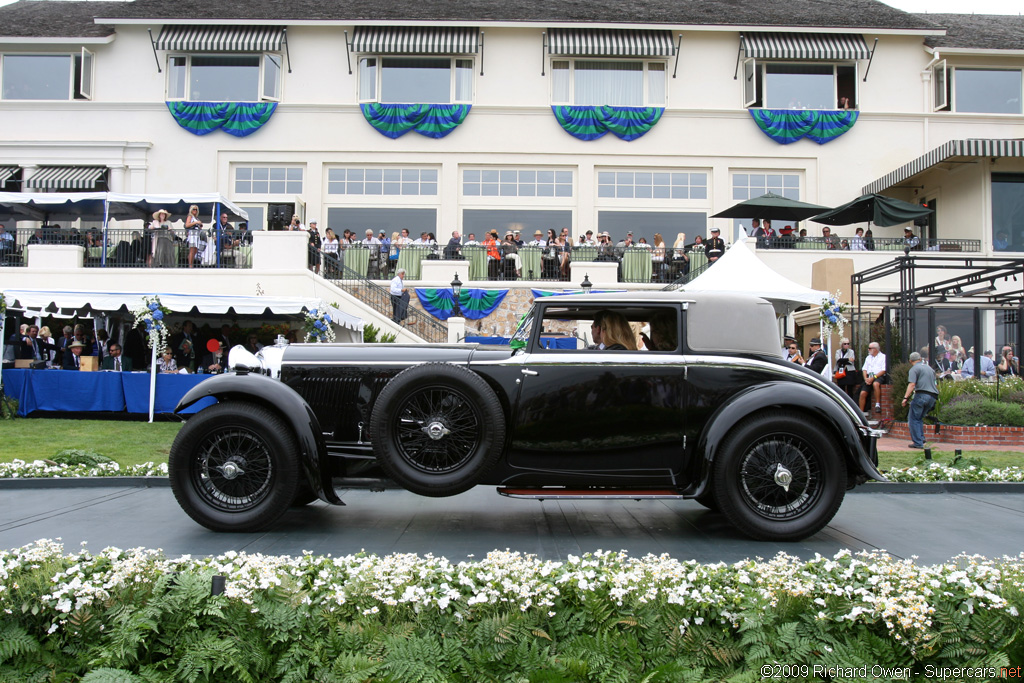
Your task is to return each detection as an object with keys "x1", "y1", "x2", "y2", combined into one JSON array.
[{"x1": 1, "y1": 49, "x2": 94, "y2": 100}]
